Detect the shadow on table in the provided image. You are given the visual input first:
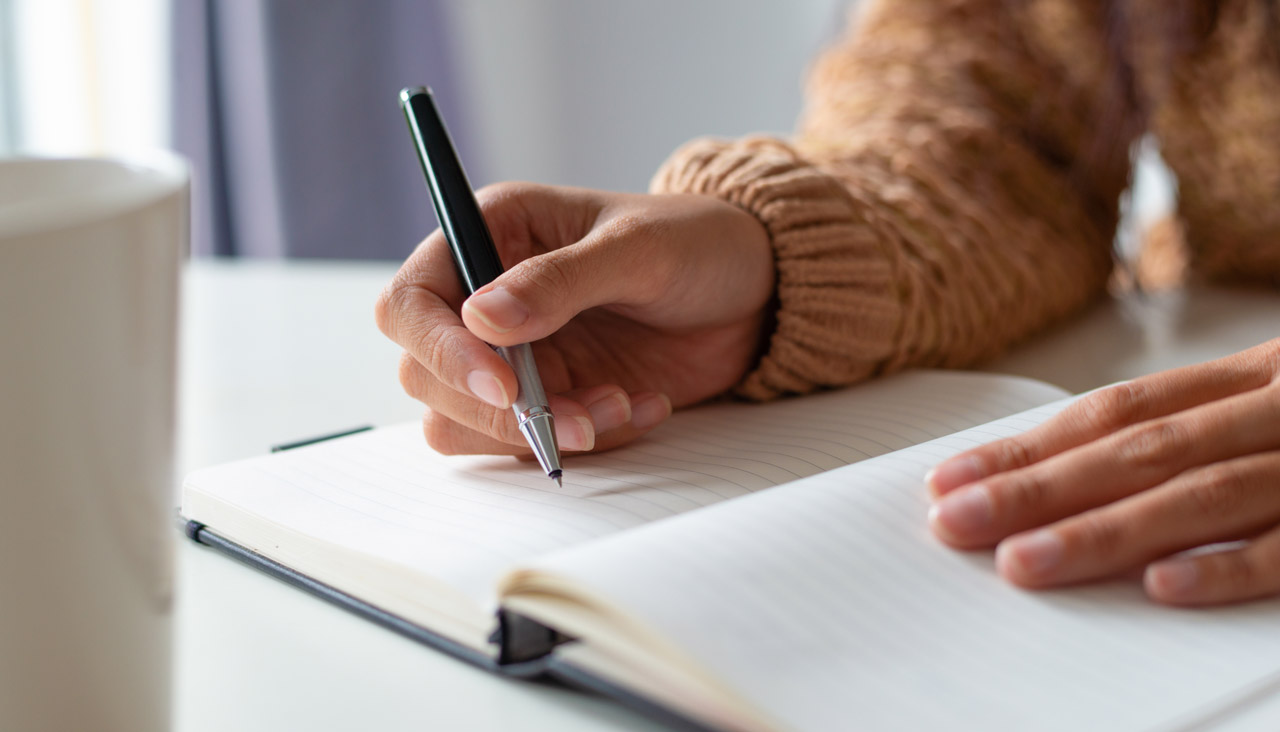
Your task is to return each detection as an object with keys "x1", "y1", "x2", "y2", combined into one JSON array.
[{"x1": 981, "y1": 286, "x2": 1280, "y2": 394}]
